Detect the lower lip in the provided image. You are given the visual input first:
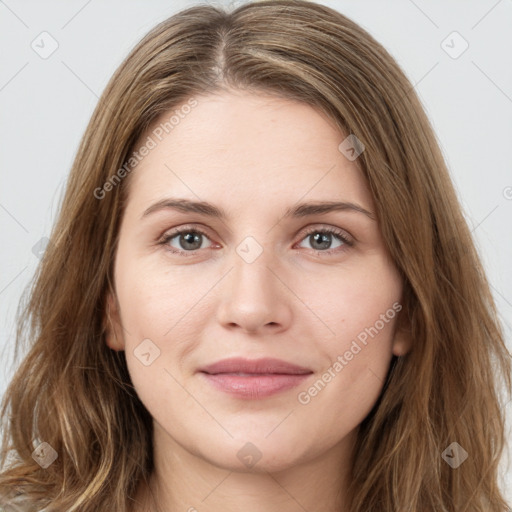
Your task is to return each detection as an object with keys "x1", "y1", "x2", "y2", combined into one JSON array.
[{"x1": 200, "y1": 372, "x2": 312, "y2": 399}]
